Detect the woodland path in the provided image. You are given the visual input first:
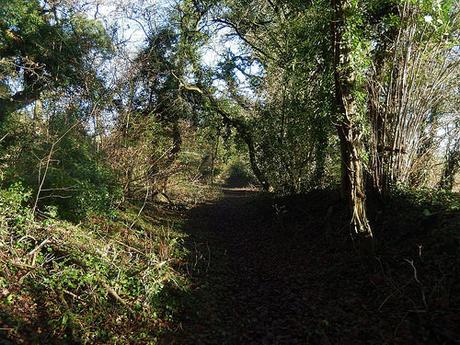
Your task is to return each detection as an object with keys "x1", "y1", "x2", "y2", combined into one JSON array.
[{"x1": 163, "y1": 188, "x2": 404, "y2": 345}]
